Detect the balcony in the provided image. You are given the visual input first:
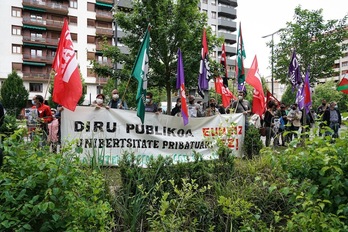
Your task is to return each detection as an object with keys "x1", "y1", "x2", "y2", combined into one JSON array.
[
  {"x1": 23, "y1": 17, "x2": 46, "y2": 27},
  {"x1": 218, "y1": 5, "x2": 236, "y2": 18},
  {"x1": 96, "y1": 27, "x2": 113, "y2": 37},
  {"x1": 46, "y1": 18, "x2": 64, "y2": 30},
  {"x1": 218, "y1": 17, "x2": 237, "y2": 30},
  {"x1": 218, "y1": 0, "x2": 238, "y2": 7},
  {"x1": 218, "y1": 31, "x2": 236, "y2": 43},
  {"x1": 97, "y1": 0, "x2": 114, "y2": 4},
  {"x1": 96, "y1": 10, "x2": 113, "y2": 22},
  {"x1": 22, "y1": 71, "x2": 50, "y2": 81},
  {"x1": 23, "y1": 54, "x2": 54, "y2": 63},
  {"x1": 23, "y1": 0, "x2": 68, "y2": 15},
  {"x1": 225, "y1": 44, "x2": 236, "y2": 55},
  {"x1": 23, "y1": 36, "x2": 59, "y2": 46}
]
